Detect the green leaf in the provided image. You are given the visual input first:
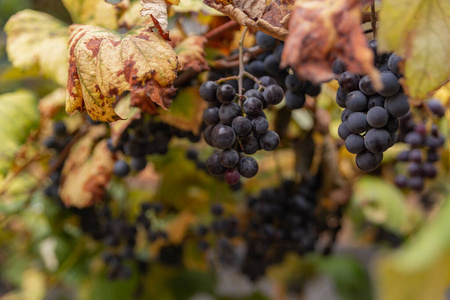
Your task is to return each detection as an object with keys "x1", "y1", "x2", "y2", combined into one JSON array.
[
  {"x1": 351, "y1": 176, "x2": 421, "y2": 234},
  {"x1": 5, "y1": 9, "x2": 69, "y2": 86},
  {"x1": 374, "y1": 196, "x2": 450, "y2": 300},
  {"x1": 378, "y1": 0, "x2": 450, "y2": 99},
  {"x1": 0, "y1": 90, "x2": 39, "y2": 176}
]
